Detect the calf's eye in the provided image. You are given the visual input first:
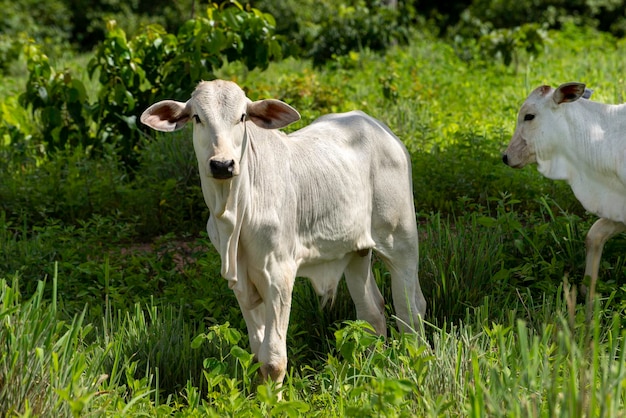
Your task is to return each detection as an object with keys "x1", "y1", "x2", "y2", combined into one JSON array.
[
  {"x1": 240, "y1": 113, "x2": 247, "y2": 123},
  {"x1": 193, "y1": 115, "x2": 201, "y2": 124},
  {"x1": 524, "y1": 114, "x2": 535, "y2": 121}
]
